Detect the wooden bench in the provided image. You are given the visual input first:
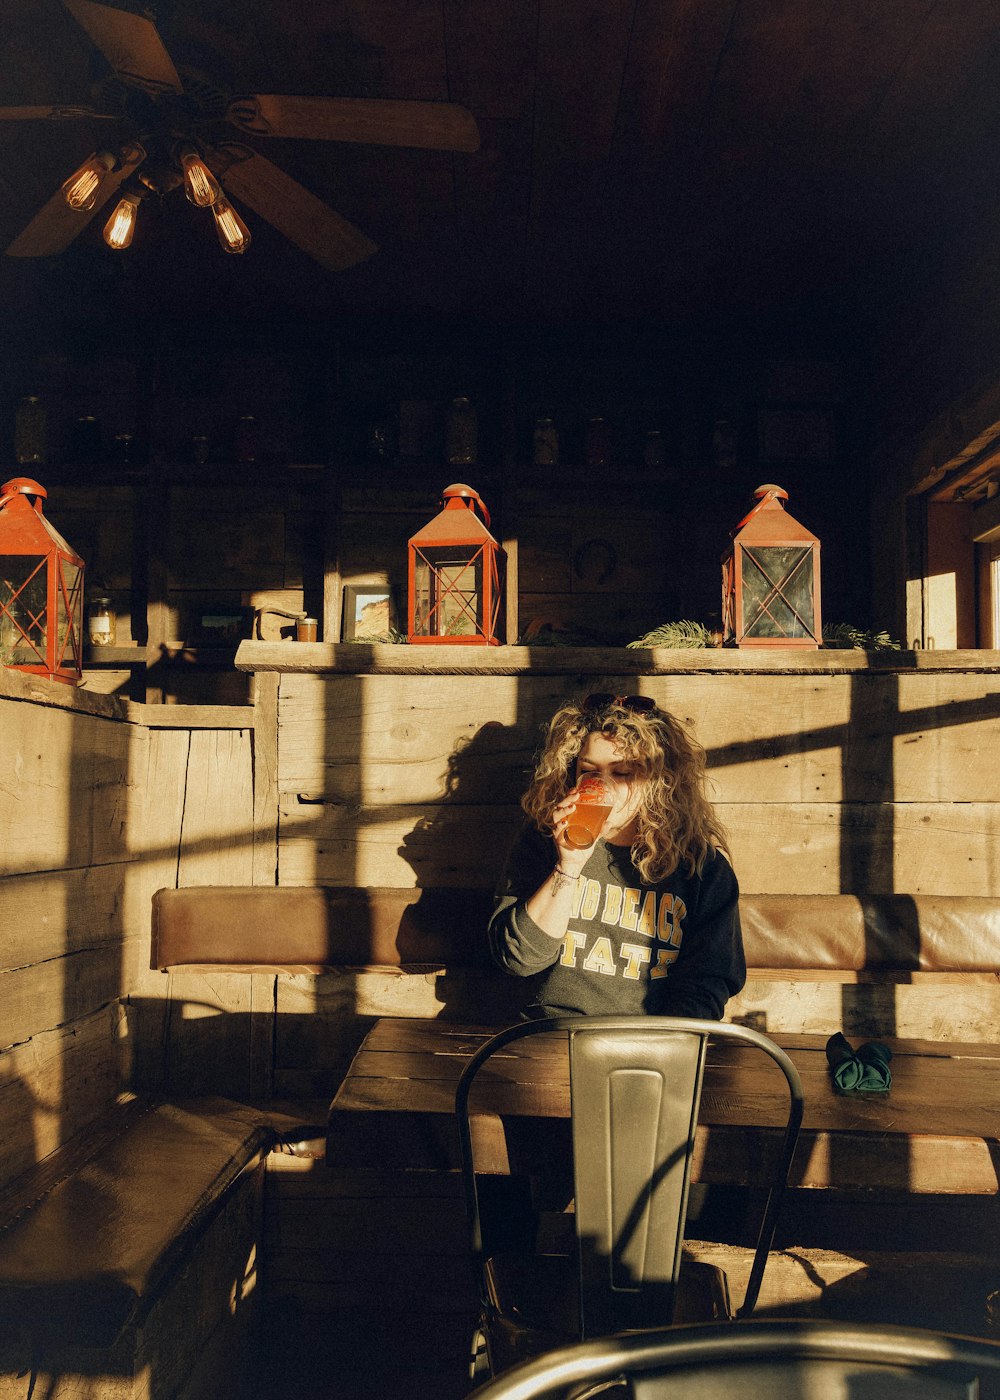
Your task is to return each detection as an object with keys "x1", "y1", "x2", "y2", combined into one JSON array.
[
  {"x1": 0, "y1": 1092, "x2": 320, "y2": 1400},
  {"x1": 151, "y1": 885, "x2": 1000, "y2": 972},
  {"x1": 150, "y1": 885, "x2": 1000, "y2": 1043},
  {"x1": 147, "y1": 885, "x2": 1000, "y2": 1349}
]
